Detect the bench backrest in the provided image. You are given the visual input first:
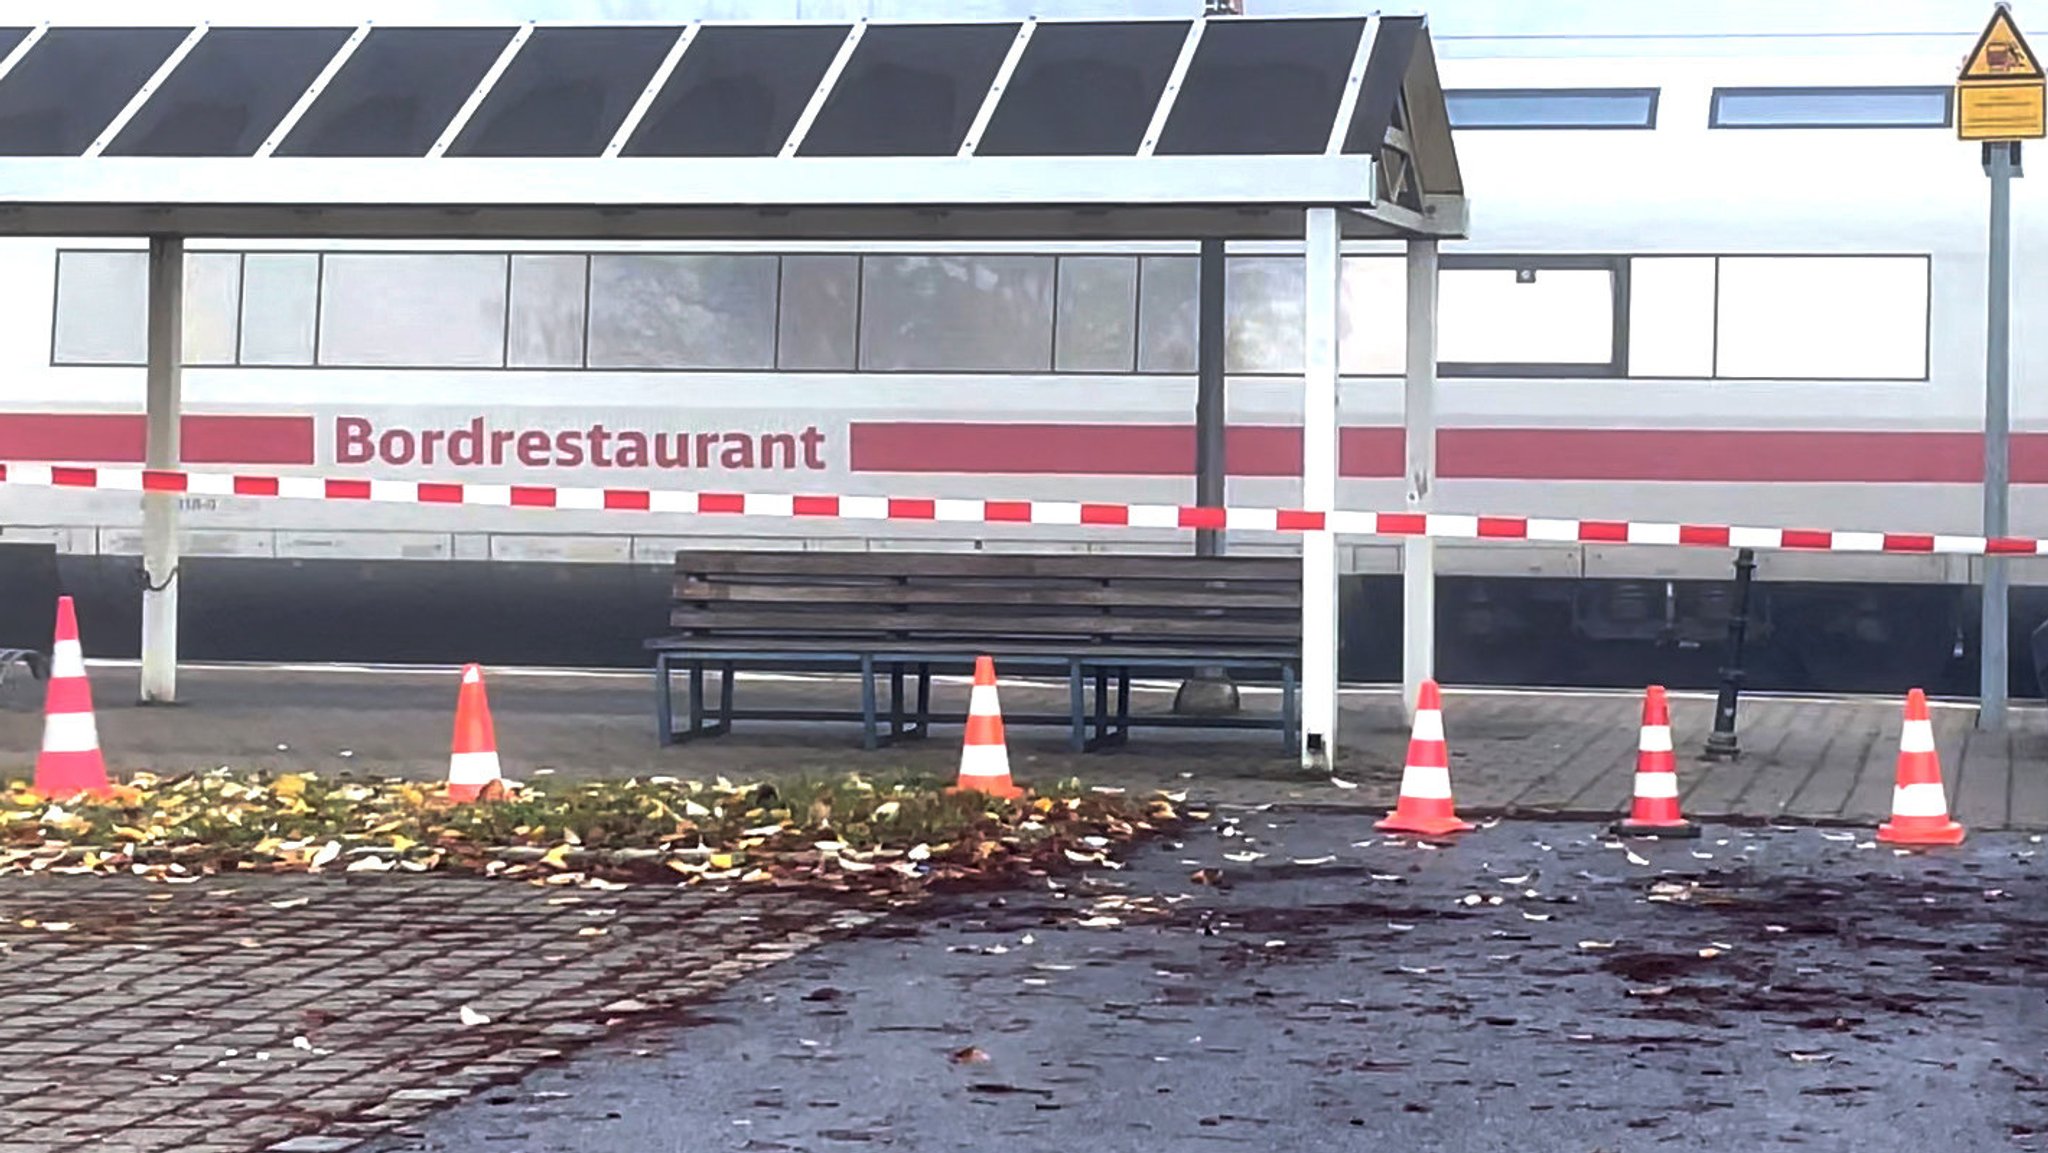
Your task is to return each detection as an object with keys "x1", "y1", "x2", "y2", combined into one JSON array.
[{"x1": 665, "y1": 551, "x2": 1301, "y2": 654}]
